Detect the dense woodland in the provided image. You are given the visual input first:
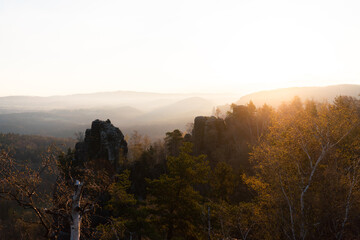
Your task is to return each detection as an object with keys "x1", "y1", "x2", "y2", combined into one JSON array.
[{"x1": 1, "y1": 96, "x2": 360, "y2": 240}]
